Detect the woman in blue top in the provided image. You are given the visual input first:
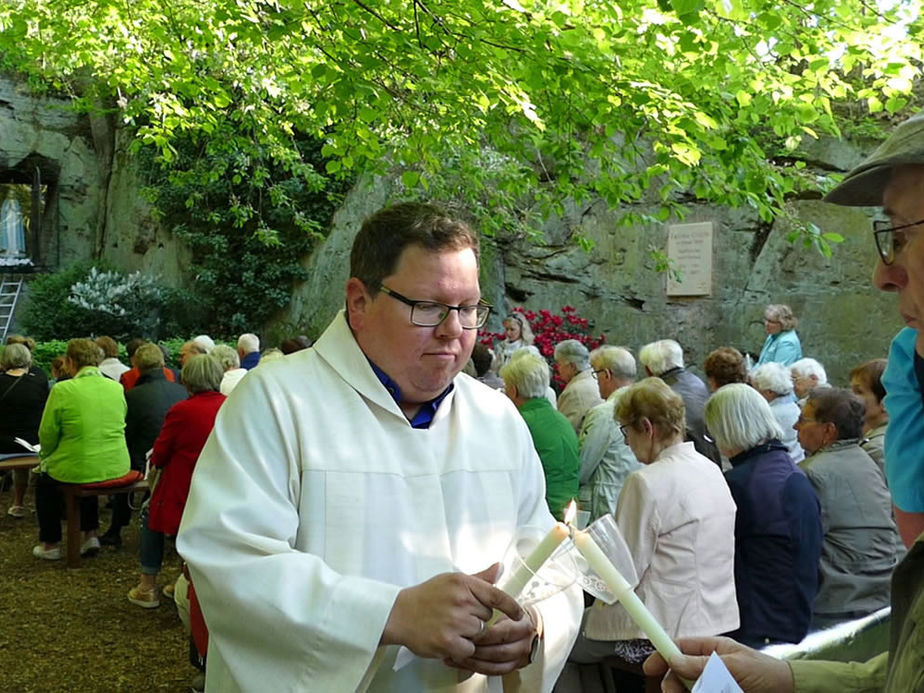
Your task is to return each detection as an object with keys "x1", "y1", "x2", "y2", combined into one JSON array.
[{"x1": 755, "y1": 304, "x2": 802, "y2": 367}]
